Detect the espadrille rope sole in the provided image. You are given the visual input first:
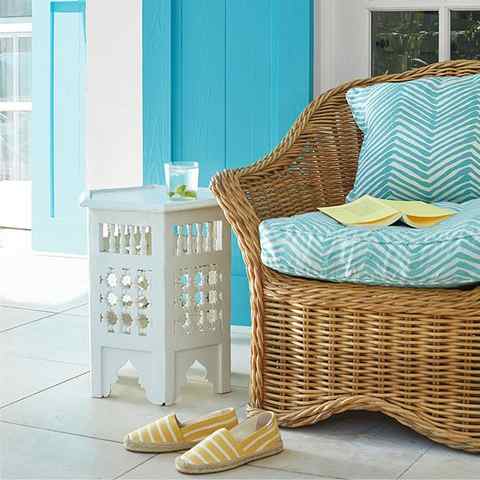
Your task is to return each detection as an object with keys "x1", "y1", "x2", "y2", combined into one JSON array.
[
  {"x1": 175, "y1": 443, "x2": 284, "y2": 475},
  {"x1": 124, "y1": 438, "x2": 197, "y2": 453}
]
